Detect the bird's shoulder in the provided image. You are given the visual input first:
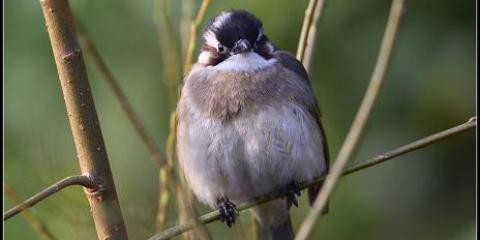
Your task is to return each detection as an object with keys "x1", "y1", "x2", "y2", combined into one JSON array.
[
  {"x1": 273, "y1": 49, "x2": 330, "y2": 173},
  {"x1": 272, "y1": 50, "x2": 310, "y2": 84},
  {"x1": 271, "y1": 50, "x2": 323, "y2": 116}
]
